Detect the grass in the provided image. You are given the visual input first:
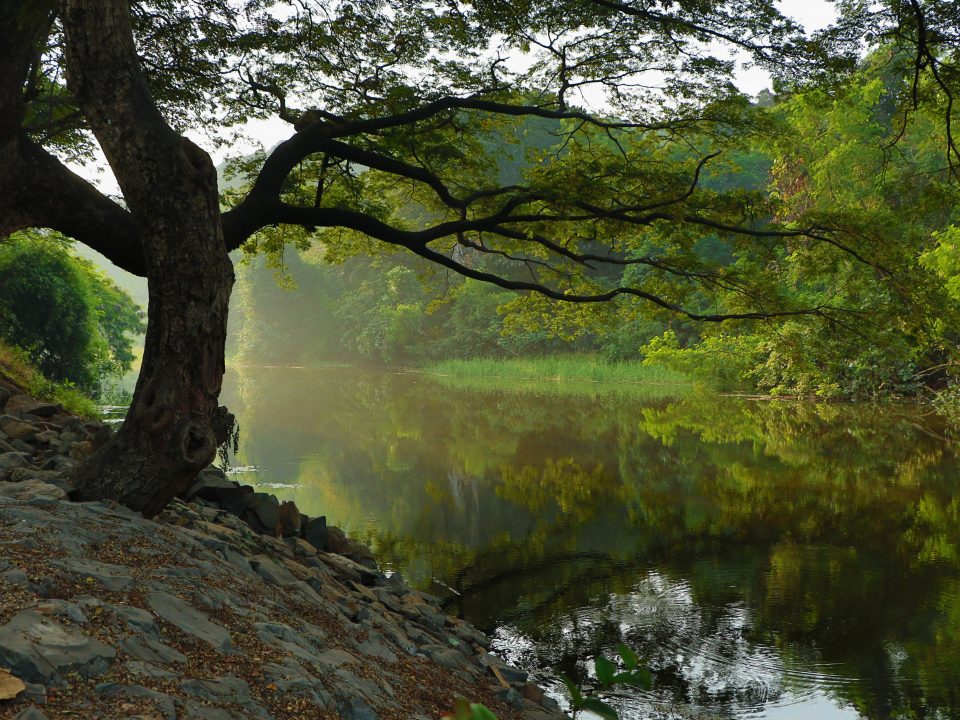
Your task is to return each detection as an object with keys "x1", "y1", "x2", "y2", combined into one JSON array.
[
  {"x1": 0, "y1": 341, "x2": 99, "y2": 417},
  {"x1": 423, "y1": 355, "x2": 693, "y2": 399}
]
